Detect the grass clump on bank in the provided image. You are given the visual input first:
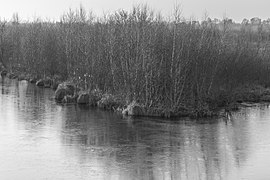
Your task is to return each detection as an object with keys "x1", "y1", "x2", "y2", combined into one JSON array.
[{"x1": 1, "y1": 5, "x2": 270, "y2": 117}]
